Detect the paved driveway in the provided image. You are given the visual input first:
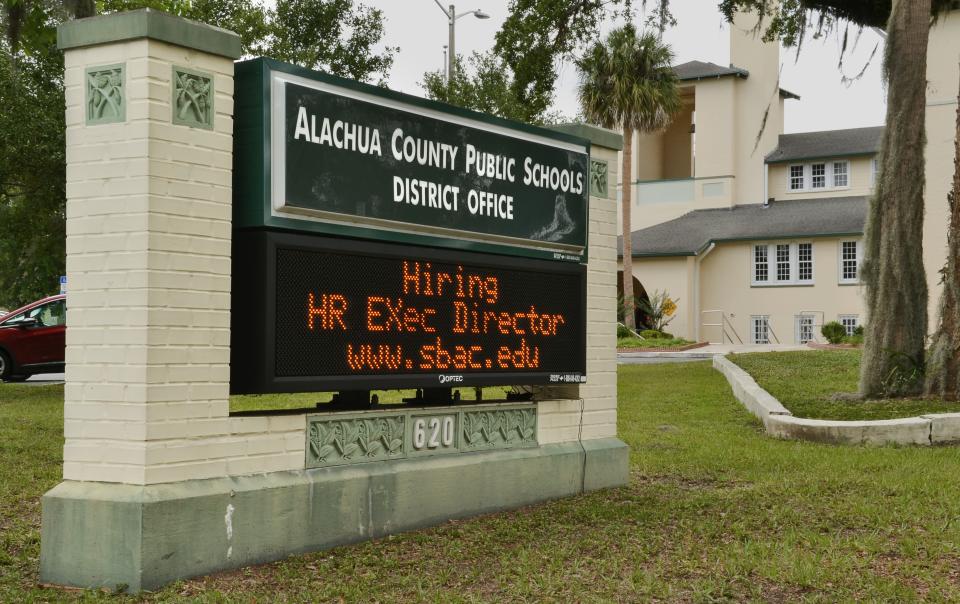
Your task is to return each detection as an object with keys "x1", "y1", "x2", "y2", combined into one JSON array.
[{"x1": 23, "y1": 373, "x2": 64, "y2": 385}]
